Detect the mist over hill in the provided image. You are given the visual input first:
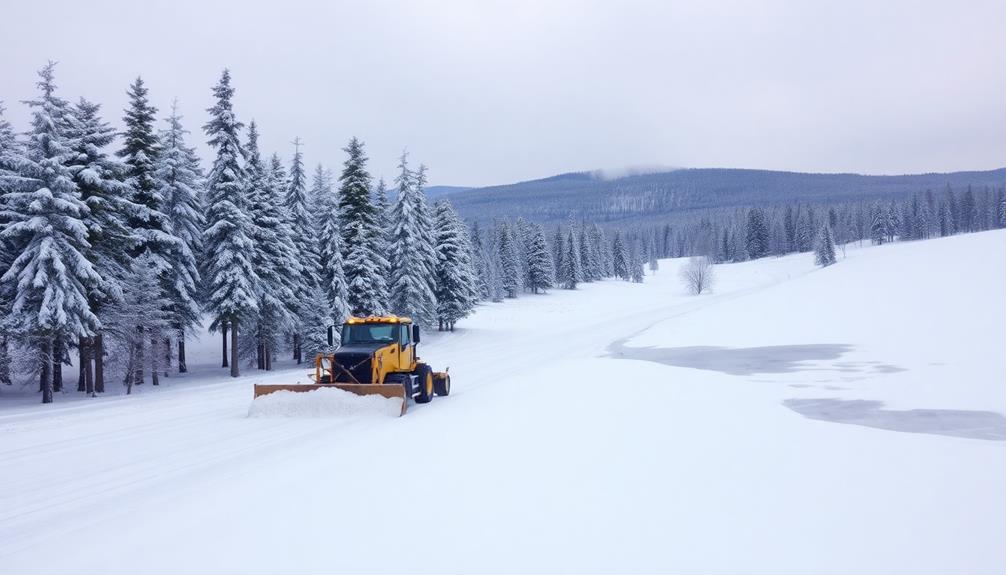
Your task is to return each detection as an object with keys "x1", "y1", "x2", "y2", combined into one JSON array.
[{"x1": 441, "y1": 166, "x2": 1006, "y2": 225}]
